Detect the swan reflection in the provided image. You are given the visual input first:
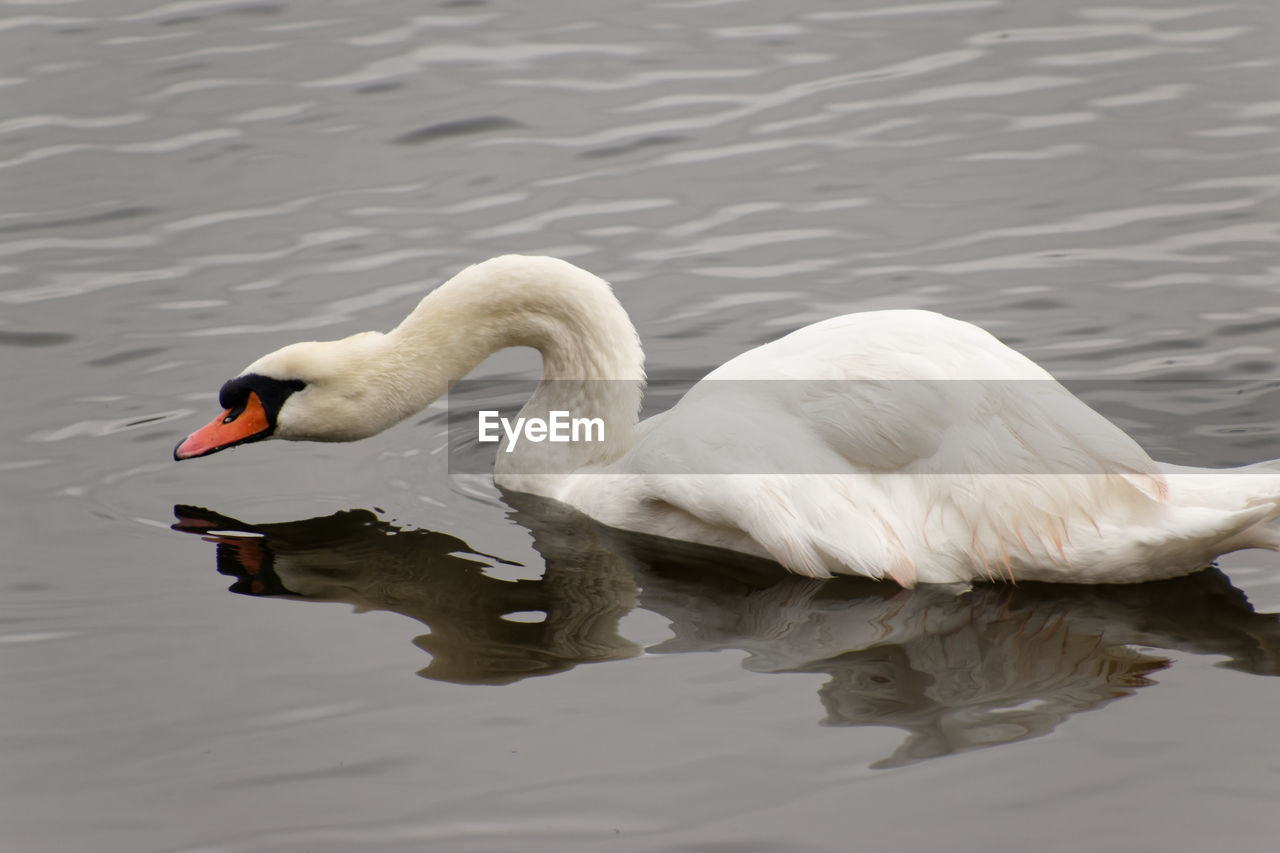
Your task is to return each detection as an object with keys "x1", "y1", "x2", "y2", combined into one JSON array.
[{"x1": 173, "y1": 498, "x2": 1280, "y2": 767}]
